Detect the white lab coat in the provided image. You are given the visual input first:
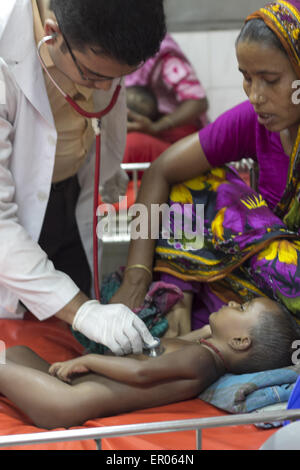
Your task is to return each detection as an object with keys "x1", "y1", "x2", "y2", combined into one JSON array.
[{"x1": 0, "y1": 0, "x2": 127, "y2": 319}]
